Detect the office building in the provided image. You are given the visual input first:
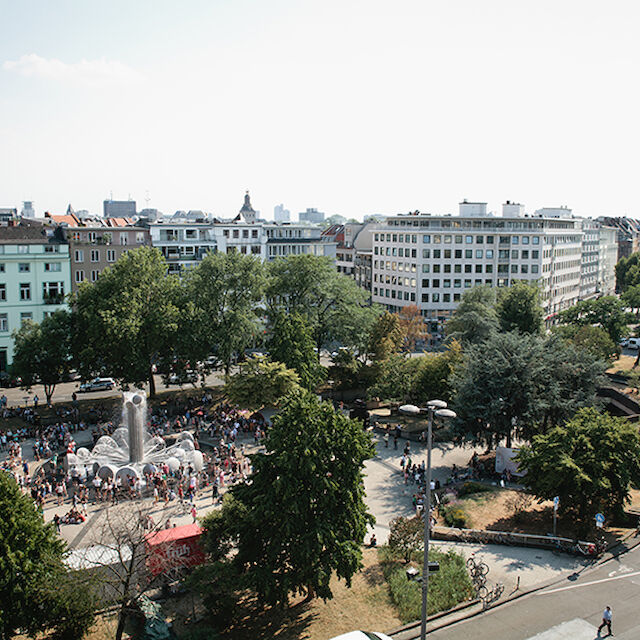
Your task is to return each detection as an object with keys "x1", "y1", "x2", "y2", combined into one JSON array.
[
  {"x1": 21, "y1": 201, "x2": 35, "y2": 218},
  {"x1": 371, "y1": 201, "x2": 591, "y2": 324},
  {"x1": 298, "y1": 208, "x2": 325, "y2": 224},
  {"x1": 103, "y1": 199, "x2": 137, "y2": 218},
  {"x1": 274, "y1": 204, "x2": 290, "y2": 223}
]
